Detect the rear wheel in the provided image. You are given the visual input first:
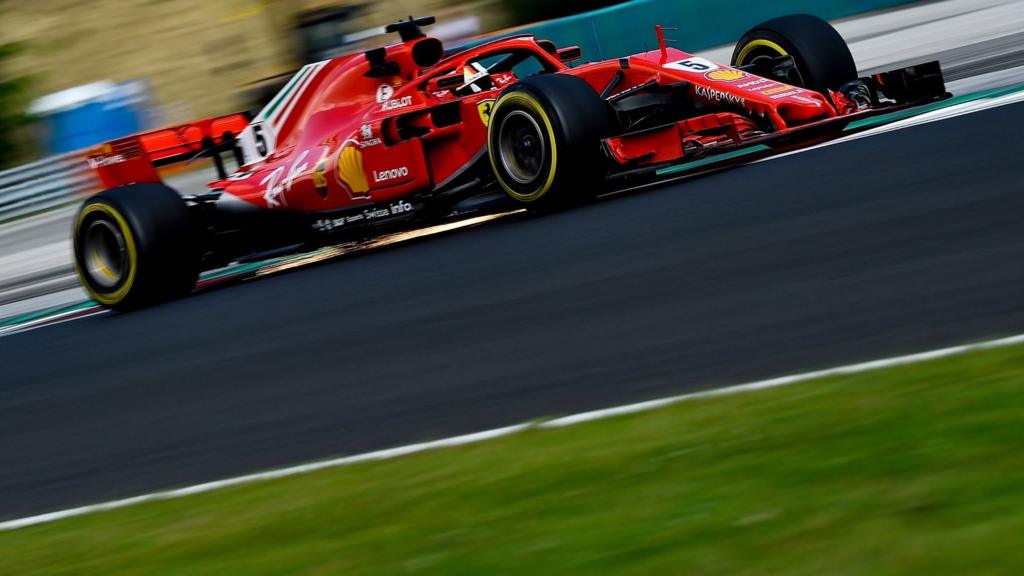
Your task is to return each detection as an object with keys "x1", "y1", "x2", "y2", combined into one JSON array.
[
  {"x1": 732, "y1": 14, "x2": 858, "y2": 94},
  {"x1": 488, "y1": 74, "x2": 612, "y2": 210},
  {"x1": 73, "y1": 183, "x2": 200, "y2": 310}
]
